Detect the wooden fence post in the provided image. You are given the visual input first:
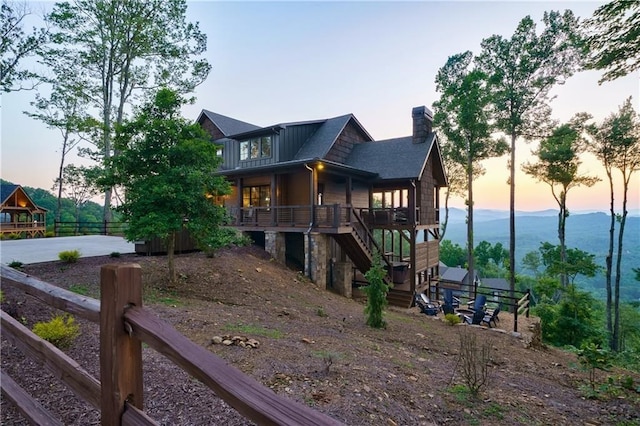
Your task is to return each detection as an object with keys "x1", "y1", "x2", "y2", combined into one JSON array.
[{"x1": 100, "y1": 264, "x2": 144, "y2": 426}]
